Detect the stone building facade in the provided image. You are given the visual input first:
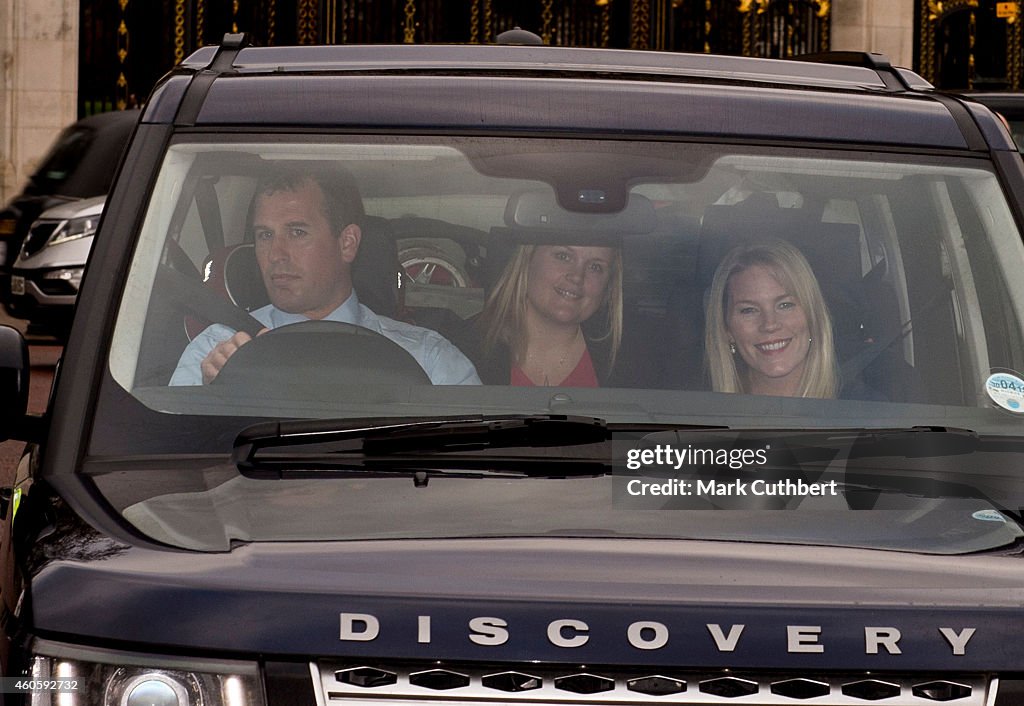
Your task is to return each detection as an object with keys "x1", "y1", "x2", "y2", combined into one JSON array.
[{"x1": 1, "y1": 0, "x2": 79, "y2": 204}]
